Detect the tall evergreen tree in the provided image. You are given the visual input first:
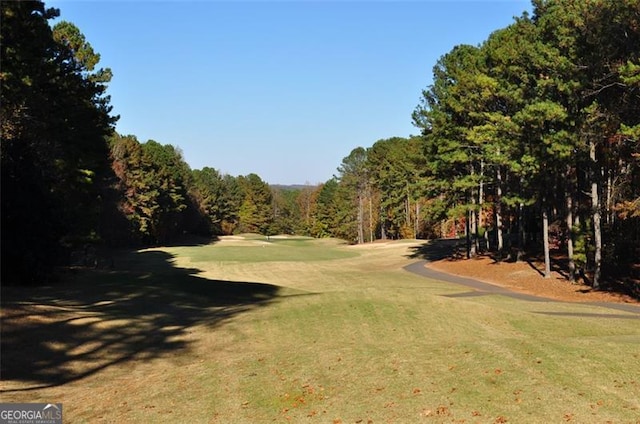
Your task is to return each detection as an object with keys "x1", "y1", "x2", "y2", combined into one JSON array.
[
  {"x1": 410, "y1": 0, "x2": 638, "y2": 292},
  {"x1": 109, "y1": 135, "x2": 195, "y2": 245},
  {"x1": 310, "y1": 178, "x2": 341, "y2": 239},
  {"x1": 1, "y1": 1, "x2": 116, "y2": 283},
  {"x1": 337, "y1": 147, "x2": 370, "y2": 243},
  {"x1": 237, "y1": 174, "x2": 273, "y2": 234}
]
